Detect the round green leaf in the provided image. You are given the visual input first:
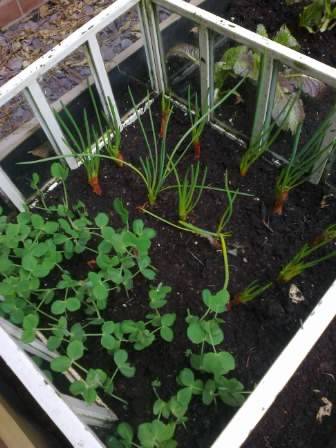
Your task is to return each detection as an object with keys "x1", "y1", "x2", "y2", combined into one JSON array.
[
  {"x1": 161, "y1": 313, "x2": 176, "y2": 327},
  {"x1": 132, "y1": 219, "x2": 144, "y2": 235},
  {"x1": 93, "y1": 282, "x2": 108, "y2": 302},
  {"x1": 187, "y1": 320, "x2": 205, "y2": 344},
  {"x1": 47, "y1": 335, "x2": 62, "y2": 351},
  {"x1": 160, "y1": 326, "x2": 174, "y2": 342},
  {"x1": 70, "y1": 380, "x2": 85, "y2": 395},
  {"x1": 141, "y1": 268, "x2": 156, "y2": 280},
  {"x1": 66, "y1": 297, "x2": 81, "y2": 312},
  {"x1": 95, "y1": 213, "x2": 109, "y2": 228},
  {"x1": 67, "y1": 340, "x2": 84, "y2": 361},
  {"x1": 31, "y1": 214, "x2": 44, "y2": 229},
  {"x1": 22, "y1": 329, "x2": 35, "y2": 344},
  {"x1": 51, "y1": 162, "x2": 68, "y2": 180},
  {"x1": 202, "y1": 288, "x2": 230, "y2": 313},
  {"x1": 23, "y1": 313, "x2": 39, "y2": 330},
  {"x1": 114, "y1": 349, "x2": 127, "y2": 366},
  {"x1": 50, "y1": 356, "x2": 71, "y2": 373},
  {"x1": 201, "y1": 352, "x2": 235, "y2": 376},
  {"x1": 202, "y1": 379, "x2": 216, "y2": 405},
  {"x1": 101, "y1": 334, "x2": 117, "y2": 351},
  {"x1": 83, "y1": 388, "x2": 97, "y2": 403},
  {"x1": 178, "y1": 368, "x2": 195, "y2": 387},
  {"x1": 202, "y1": 320, "x2": 224, "y2": 345},
  {"x1": 117, "y1": 422, "x2": 134, "y2": 443},
  {"x1": 51, "y1": 300, "x2": 67, "y2": 315},
  {"x1": 102, "y1": 321, "x2": 115, "y2": 334}
]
